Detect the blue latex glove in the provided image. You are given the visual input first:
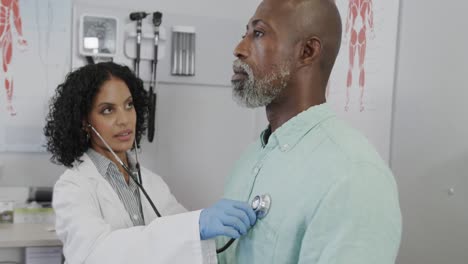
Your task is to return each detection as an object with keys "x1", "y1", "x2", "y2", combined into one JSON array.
[{"x1": 199, "y1": 199, "x2": 257, "y2": 240}]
